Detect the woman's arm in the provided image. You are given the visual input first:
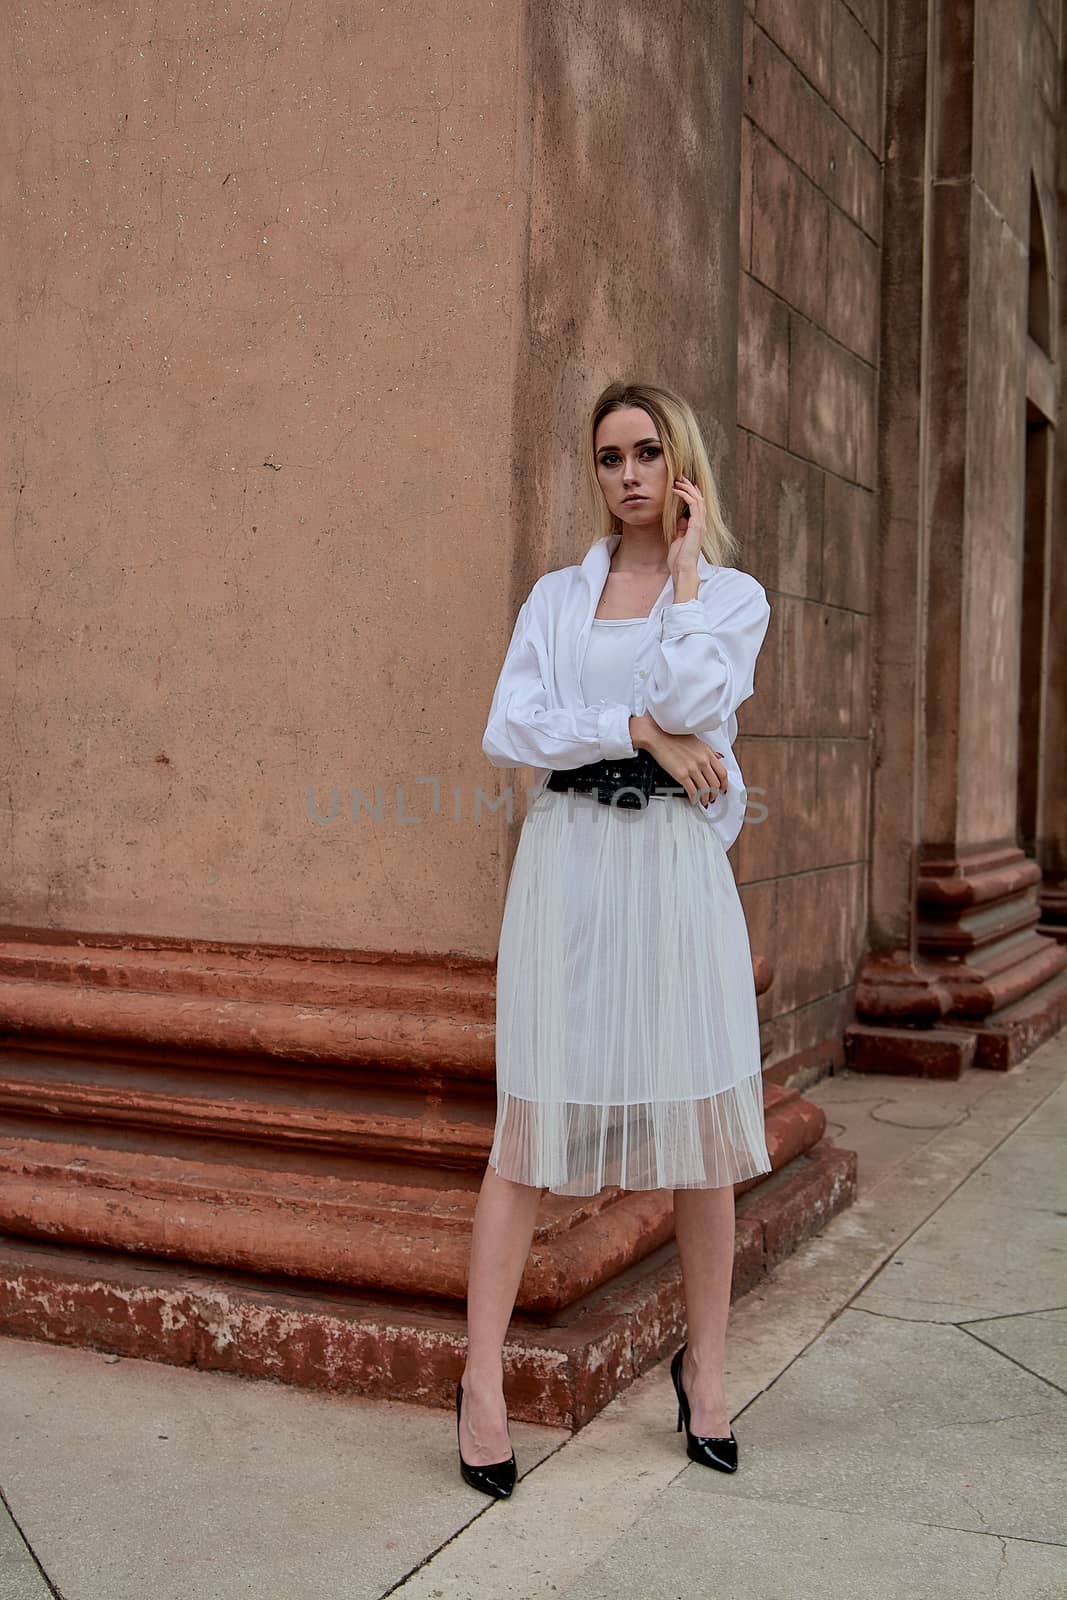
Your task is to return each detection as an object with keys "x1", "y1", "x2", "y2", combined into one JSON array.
[
  {"x1": 482, "y1": 598, "x2": 638, "y2": 770},
  {"x1": 642, "y1": 573, "x2": 771, "y2": 736}
]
